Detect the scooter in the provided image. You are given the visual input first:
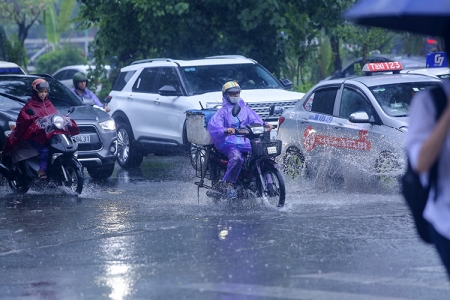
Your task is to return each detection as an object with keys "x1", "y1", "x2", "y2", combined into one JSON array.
[
  {"x1": 0, "y1": 107, "x2": 84, "y2": 195},
  {"x1": 191, "y1": 104, "x2": 286, "y2": 208}
]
